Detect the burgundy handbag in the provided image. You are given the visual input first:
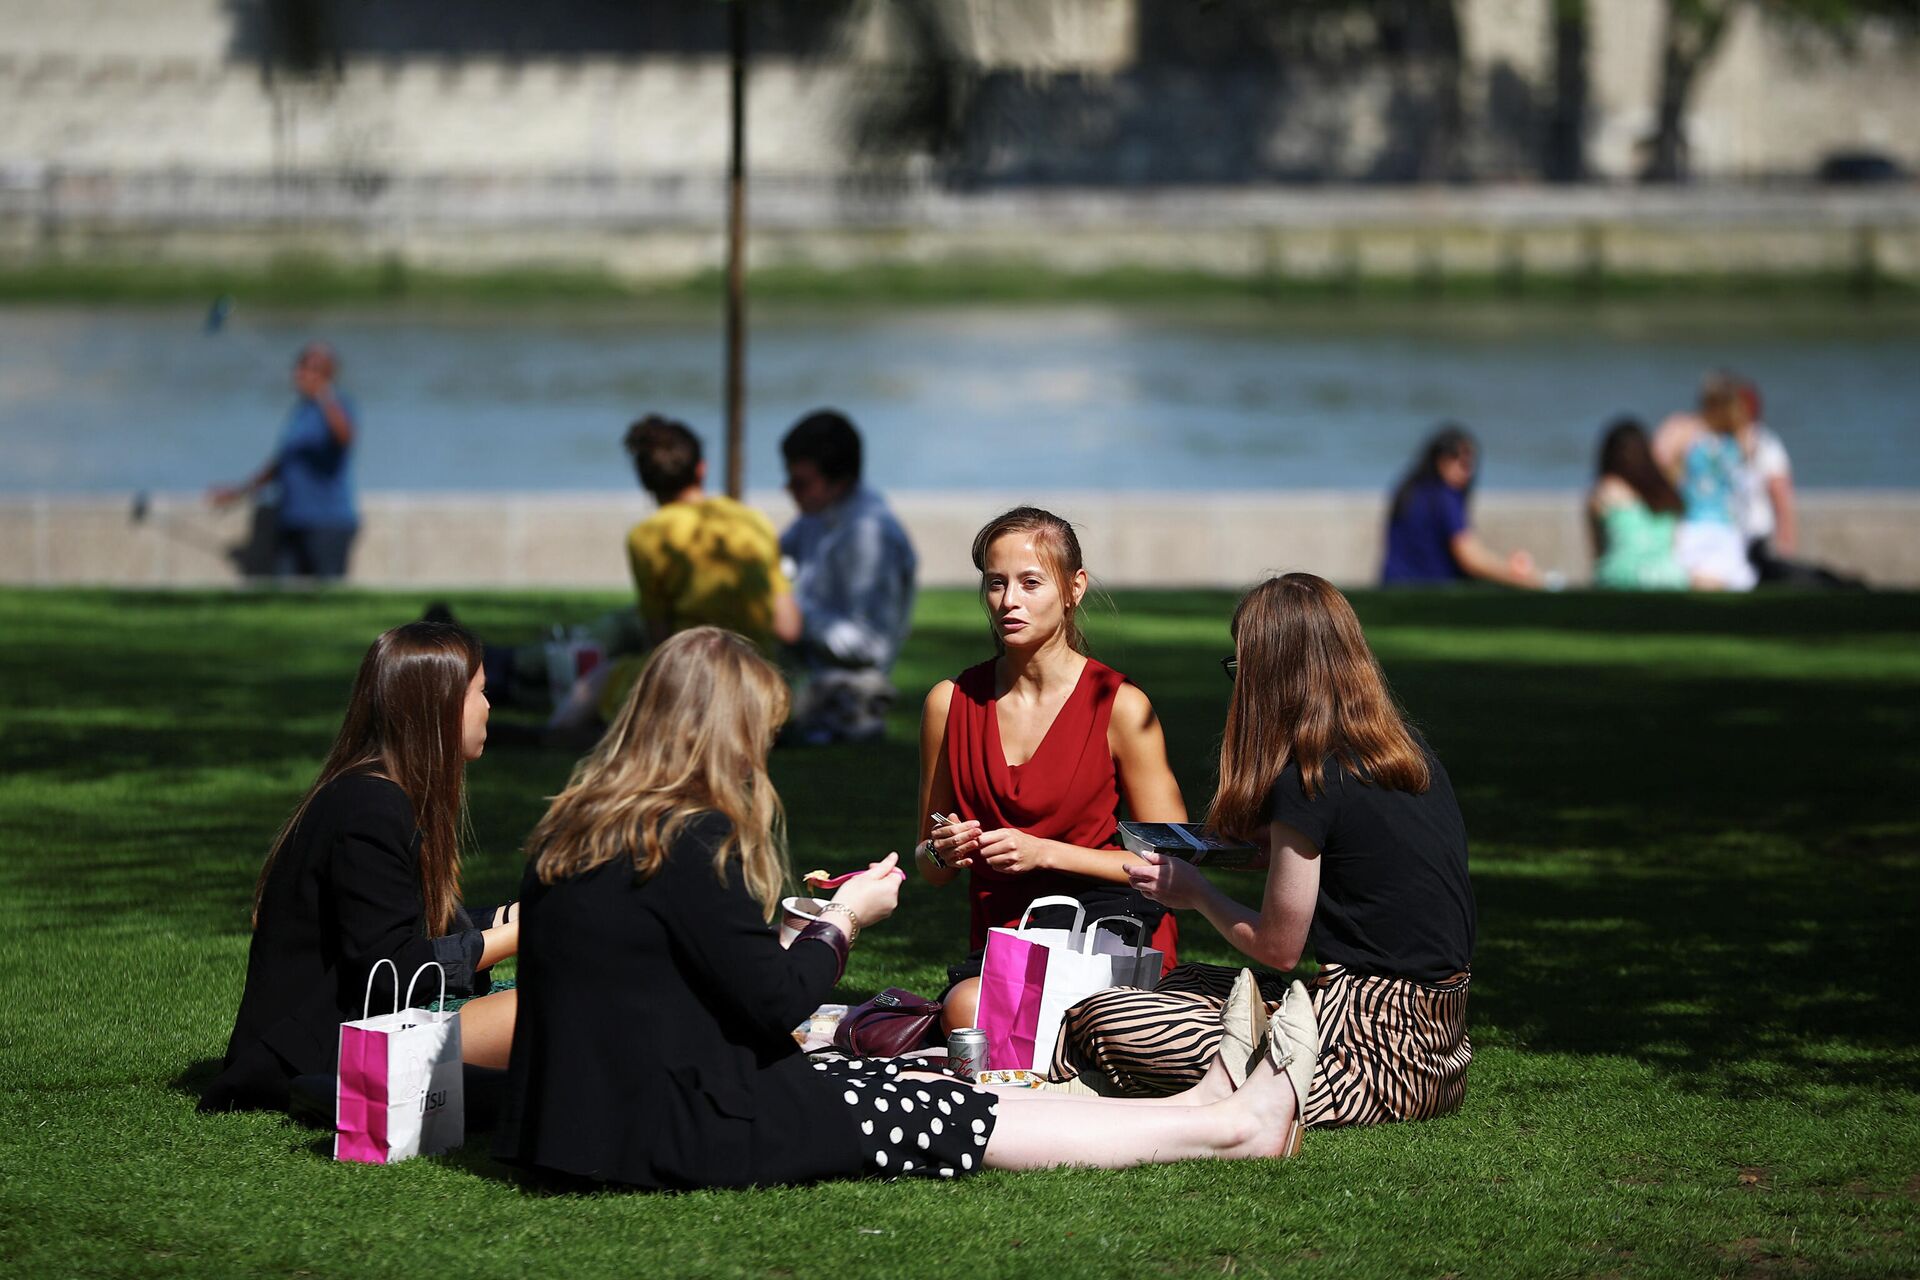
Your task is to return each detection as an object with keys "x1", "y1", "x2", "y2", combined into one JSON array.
[{"x1": 832, "y1": 988, "x2": 944, "y2": 1058}]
